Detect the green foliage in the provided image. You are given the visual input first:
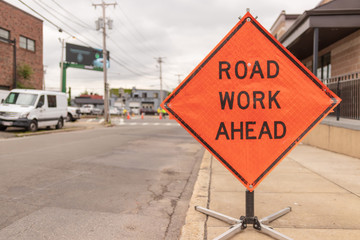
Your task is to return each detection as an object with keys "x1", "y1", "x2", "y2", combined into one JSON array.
[
  {"x1": 17, "y1": 64, "x2": 33, "y2": 80},
  {"x1": 16, "y1": 81, "x2": 34, "y2": 89},
  {"x1": 124, "y1": 89, "x2": 132, "y2": 94},
  {"x1": 110, "y1": 88, "x2": 119, "y2": 96},
  {"x1": 68, "y1": 87, "x2": 72, "y2": 106},
  {"x1": 81, "y1": 89, "x2": 89, "y2": 95}
]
